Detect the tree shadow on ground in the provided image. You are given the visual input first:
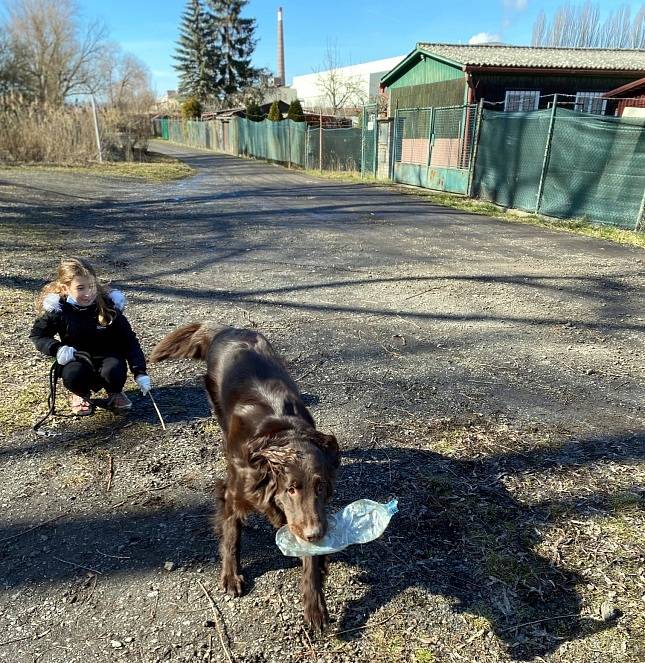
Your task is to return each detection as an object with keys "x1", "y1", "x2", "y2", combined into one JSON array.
[{"x1": 326, "y1": 430, "x2": 643, "y2": 660}]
